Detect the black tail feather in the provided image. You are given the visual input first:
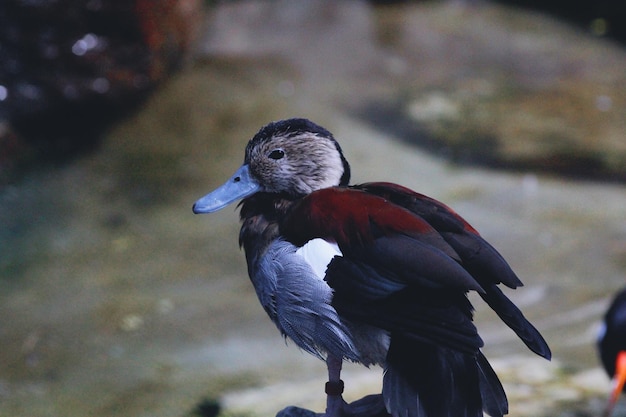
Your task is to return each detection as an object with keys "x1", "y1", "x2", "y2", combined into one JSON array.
[
  {"x1": 383, "y1": 336, "x2": 488, "y2": 417},
  {"x1": 480, "y1": 284, "x2": 552, "y2": 360},
  {"x1": 477, "y1": 351, "x2": 508, "y2": 417}
]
